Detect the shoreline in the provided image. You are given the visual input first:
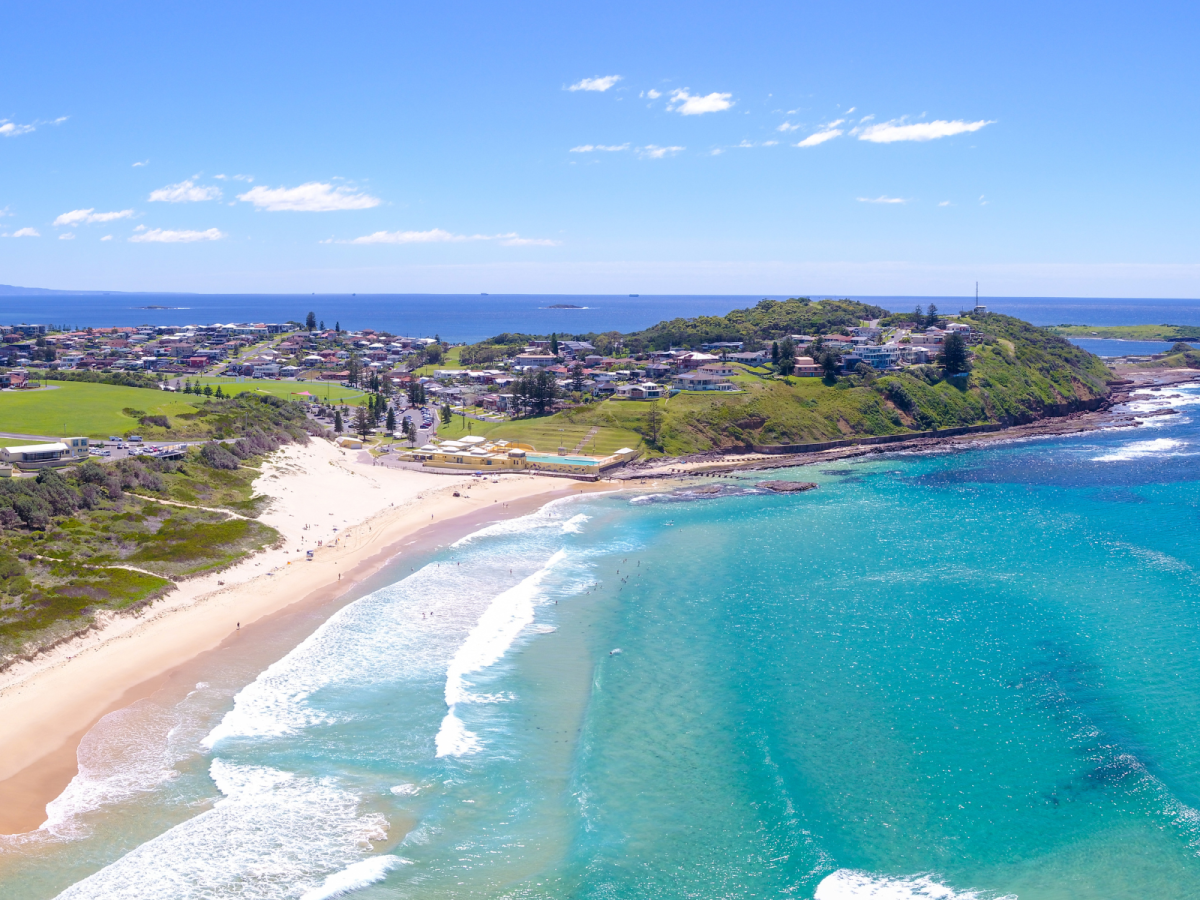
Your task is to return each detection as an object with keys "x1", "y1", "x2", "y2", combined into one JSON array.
[{"x1": 0, "y1": 439, "x2": 618, "y2": 835}]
